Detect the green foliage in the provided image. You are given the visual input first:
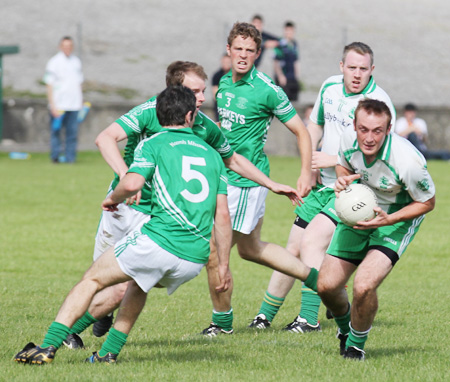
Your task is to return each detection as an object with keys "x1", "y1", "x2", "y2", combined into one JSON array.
[{"x1": 0, "y1": 153, "x2": 449, "y2": 381}]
